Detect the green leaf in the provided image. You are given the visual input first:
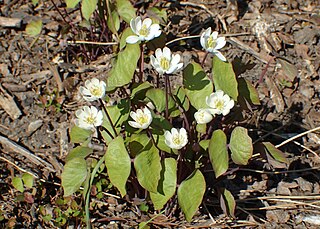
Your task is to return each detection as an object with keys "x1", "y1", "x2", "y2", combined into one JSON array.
[
  {"x1": 12, "y1": 177, "x2": 24, "y2": 192},
  {"x1": 146, "y1": 88, "x2": 176, "y2": 114},
  {"x1": 147, "y1": 7, "x2": 167, "y2": 23},
  {"x1": 150, "y1": 158, "x2": 177, "y2": 210},
  {"x1": 25, "y1": 20, "x2": 42, "y2": 37},
  {"x1": 183, "y1": 62, "x2": 213, "y2": 110},
  {"x1": 174, "y1": 86, "x2": 189, "y2": 112},
  {"x1": 65, "y1": 0, "x2": 81, "y2": 8},
  {"x1": 102, "y1": 99, "x2": 130, "y2": 143},
  {"x1": 220, "y1": 188, "x2": 236, "y2": 218},
  {"x1": 131, "y1": 82, "x2": 152, "y2": 100},
  {"x1": 22, "y1": 173, "x2": 34, "y2": 189},
  {"x1": 61, "y1": 158, "x2": 87, "y2": 197},
  {"x1": 82, "y1": 0, "x2": 98, "y2": 21},
  {"x1": 229, "y1": 127, "x2": 253, "y2": 165},
  {"x1": 128, "y1": 133, "x2": 150, "y2": 157},
  {"x1": 263, "y1": 142, "x2": 288, "y2": 164},
  {"x1": 32, "y1": 0, "x2": 39, "y2": 6},
  {"x1": 116, "y1": 0, "x2": 136, "y2": 23},
  {"x1": 134, "y1": 145, "x2": 161, "y2": 193},
  {"x1": 196, "y1": 123, "x2": 206, "y2": 134},
  {"x1": 105, "y1": 136, "x2": 131, "y2": 197},
  {"x1": 107, "y1": 10, "x2": 120, "y2": 34},
  {"x1": 70, "y1": 126, "x2": 92, "y2": 143},
  {"x1": 212, "y1": 57, "x2": 238, "y2": 101},
  {"x1": 107, "y1": 44, "x2": 140, "y2": 88},
  {"x1": 153, "y1": 134, "x2": 172, "y2": 154},
  {"x1": 199, "y1": 140, "x2": 209, "y2": 151},
  {"x1": 178, "y1": 170, "x2": 205, "y2": 222},
  {"x1": 238, "y1": 78, "x2": 260, "y2": 106},
  {"x1": 66, "y1": 146, "x2": 93, "y2": 162},
  {"x1": 209, "y1": 130, "x2": 228, "y2": 178},
  {"x1": 119, "y1": 27, "x2": 134, "y2": 50}
]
